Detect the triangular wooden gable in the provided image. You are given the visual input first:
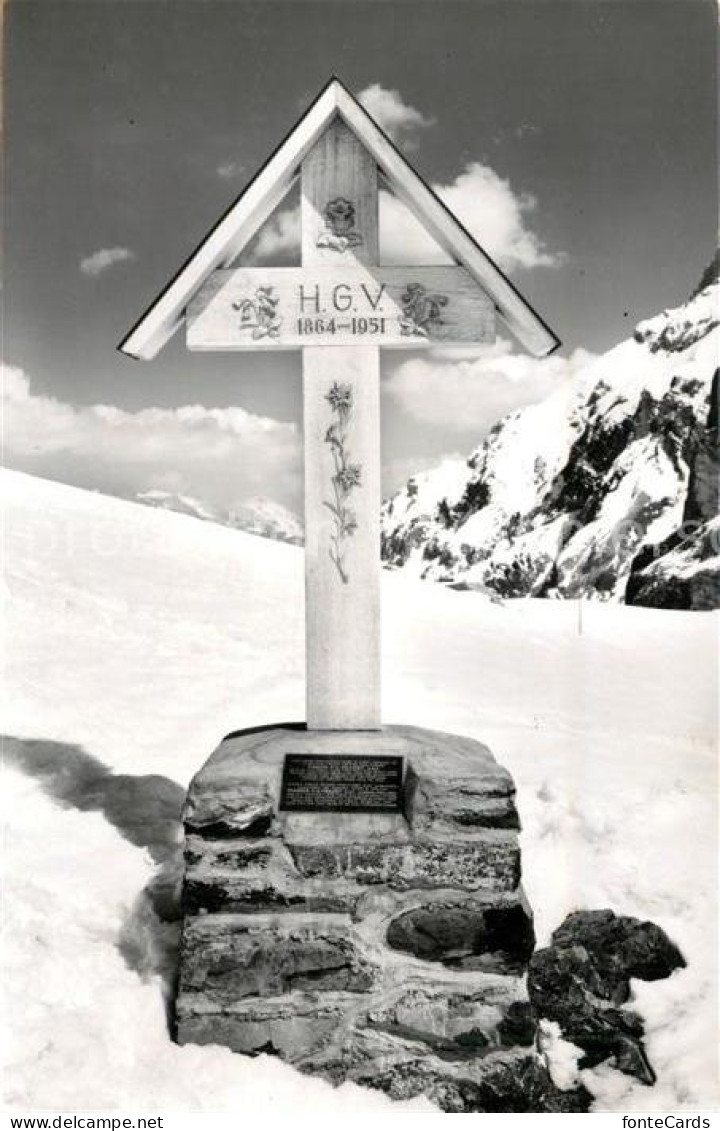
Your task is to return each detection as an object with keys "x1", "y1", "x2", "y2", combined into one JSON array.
[{"x1": 119, "y1": 77, "x2": 560, "y2": 360}]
